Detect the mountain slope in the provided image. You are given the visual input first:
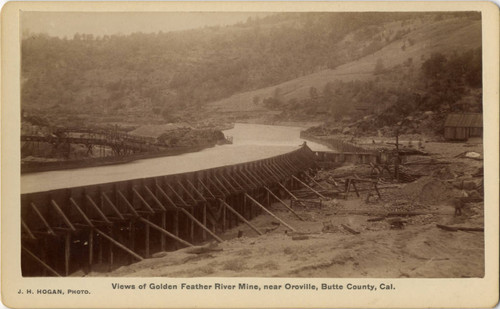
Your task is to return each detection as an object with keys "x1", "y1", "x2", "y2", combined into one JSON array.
[{"x1": 208, "y1": 16, "x2": 481, "y2": 113}]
